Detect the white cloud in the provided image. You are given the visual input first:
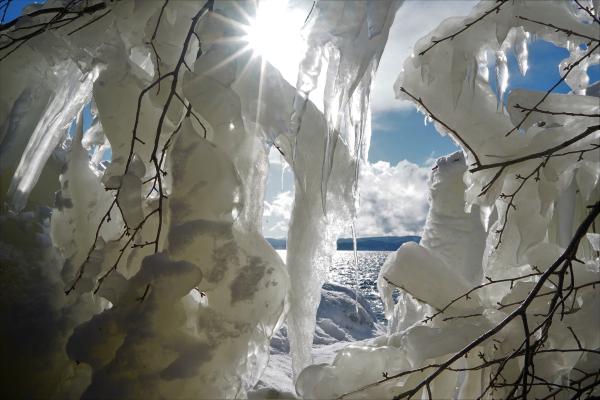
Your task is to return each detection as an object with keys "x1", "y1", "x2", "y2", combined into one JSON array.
[
  {"x1": 371, "y1": 1, "x2": 477, "y2": 113},
  {"x1": 267, "y1": 145, "x2": 285, "y2": 165},
  {"x1": 355, "y1": 160, "x2": 431, "y2": 236},
  {"x1": 262, "y1": 159, "x2": 432, "y2": 238},
  {"x1": 263, "y1": 190, "x2": 294, "y2": 237}
]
